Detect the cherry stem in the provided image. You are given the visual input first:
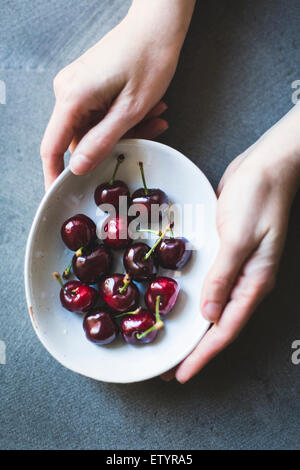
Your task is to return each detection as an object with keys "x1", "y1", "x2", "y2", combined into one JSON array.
[
  {"x1": 114, "y1": 306, "x2": 142, "y2": 319},
  {"x1": 76, "y1": 247, "x2": 84, "y2": 257},
  {"x1": 63, "y1": 261, "x2": 72, "y2": 280},
  {"x1": 144, "y1": 222, "x2": 174, "y2": 260},
  {"x1": 62, "y1": 246, "x2": 83, "y2": 279},
  {"x1": 110, "y1": 154, "x2": 125, "y2": 185},
  {"x1": 136, "y1": 228, "x2": 162, "y2": 236},
  {"x1": 53, "y1": 272, "x2": 64, "y2": 289},
  {"x1": 136, "y1": 296, "x2": 164, "y2": 340},
  {"x1": 138, "y1": 161, "x2": 148, "y2": 196},
  {"x1": 119, "y1": 273, "x2": 131, "y2": 294}
]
